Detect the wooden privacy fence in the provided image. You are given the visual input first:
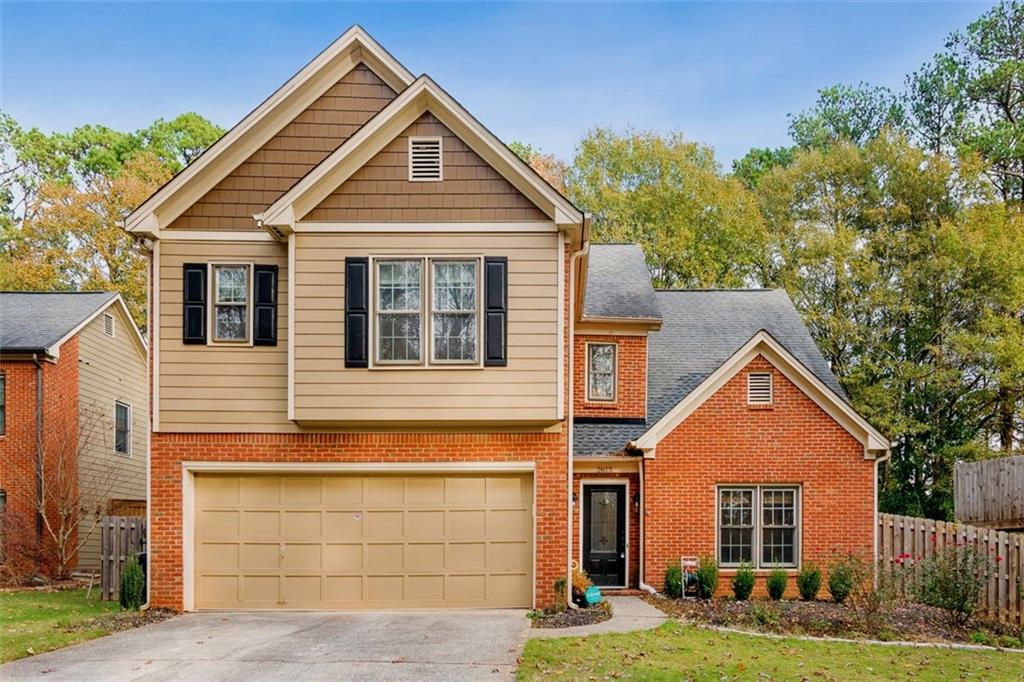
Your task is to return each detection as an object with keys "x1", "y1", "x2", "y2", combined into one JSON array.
[
  {"x1": 878, "y1": 513, "x2": 1023, "y2": 626},
  {"x1": 100, "y1": 515, "x2": 145, "y2": 601},
  {"x1": 955, "y1": 456, "x2": 1024, "y2": 530}
]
